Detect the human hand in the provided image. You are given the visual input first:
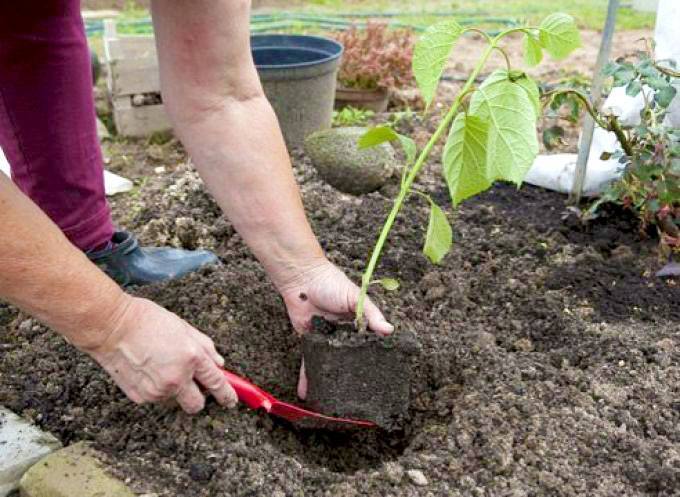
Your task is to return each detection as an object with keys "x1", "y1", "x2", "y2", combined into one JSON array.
[
  {"x1": 84, "y1": 296, "x2": 237, "y2": 414},
  {"x1": 279, "y1": 261, "x2": 393, "y2": 399}
]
